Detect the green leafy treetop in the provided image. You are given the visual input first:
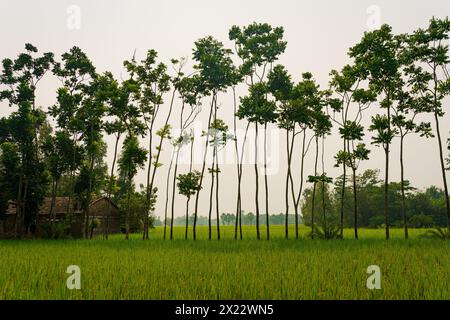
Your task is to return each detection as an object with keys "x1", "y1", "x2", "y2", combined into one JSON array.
[
  {"x1": 236, "y1": 82, "x2": 278, "y2": 125},
  {"x1": 192, "y1": 36, "x2": 239, "y2": 94},
  {"x1": 177, "y1": 170, "x2": 202, "y2": 200},
  {"x1": 229, "y1": 22, "x2": 287, "y2": 79}
]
